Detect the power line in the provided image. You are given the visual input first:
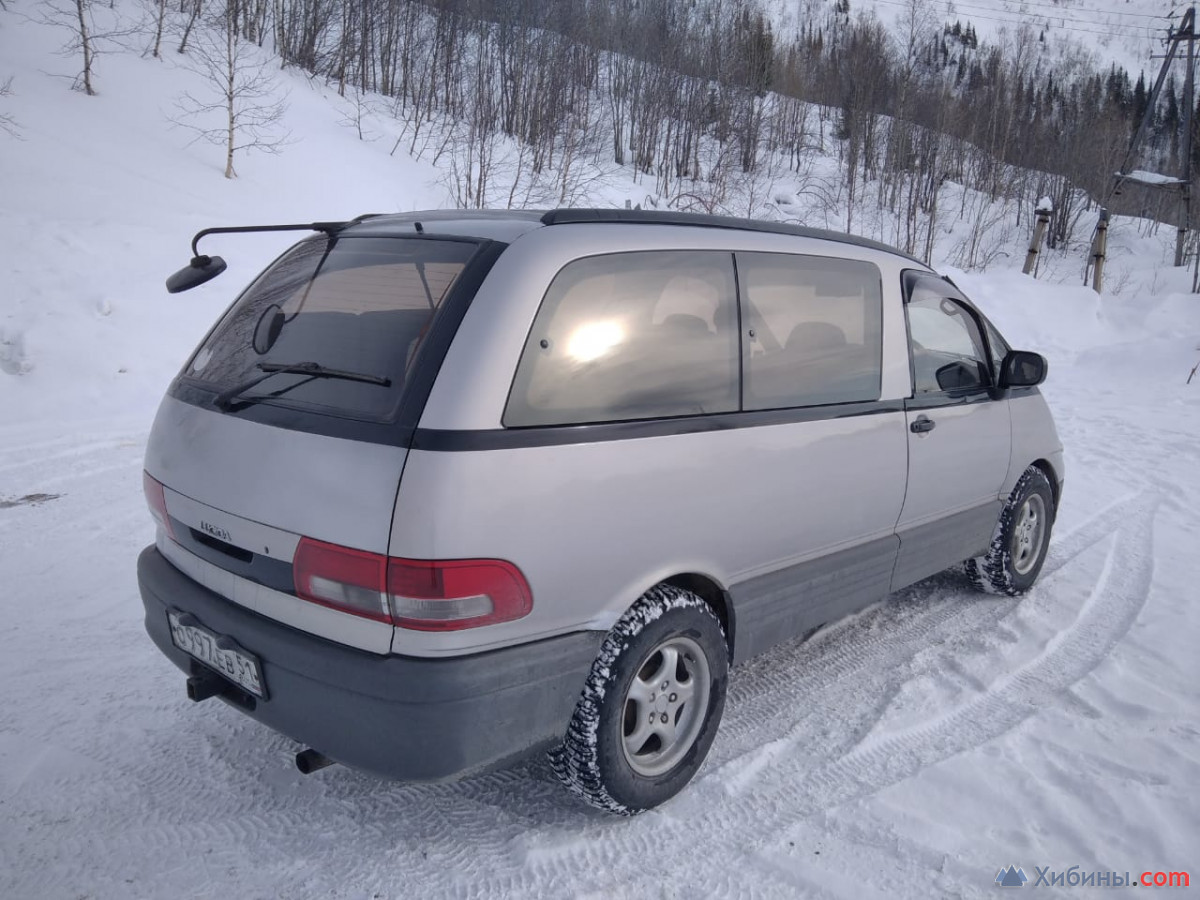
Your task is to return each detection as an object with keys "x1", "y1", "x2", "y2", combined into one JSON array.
[
  {"x1": 937, "y1": 6, "x2": 1159, "y2": 36},
  {"x1": 941, "y1": 0, "x2": 1168, "y2": 31},
  {"x1": 940, "y1": 0, "x2": 1172, "y2": 21},
  {"x1": 866, "y1": 0, "x2": 1168, "y2": 39}
]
